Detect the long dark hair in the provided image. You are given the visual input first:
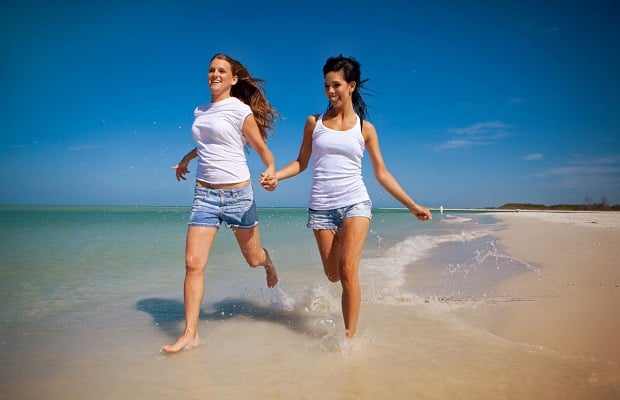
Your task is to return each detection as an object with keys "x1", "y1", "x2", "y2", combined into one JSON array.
[
  {"x1": 211, "y1": 53, "x2": 280, "y2": 141},
  {"x1": 322, "y1": 55, "x2": 369, "y2": 122}
]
